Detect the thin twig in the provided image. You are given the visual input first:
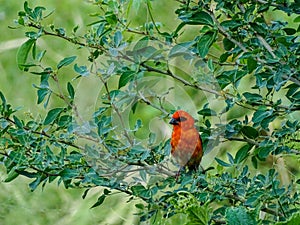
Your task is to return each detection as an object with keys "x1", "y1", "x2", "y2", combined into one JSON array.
[
  {"x1": 256, "y1": 0, "x2": 282, "y2": 8},
  {"x1": 92, "y1": 61, "x2": 134, "y2": 147},
  {"x1": 227, "y1": 137, "x2": 259, "y2": 146},
  {"x1": 256, "y1": 34, "x2": 276, "y2": 59},
  {"x1": 206, "y1": 10, "x2": 248, "y2": 53},
  {"x1": 205, "y1": 186, "x2": 284, "y2": 217},
  {"x1": 138, "y1": 91, "x2": 169, "y2": 115},
  {"x1": 226, "y1": 137, "x2": 300, "y2": 155},
  {"x1": 3, "y1": 116, "x2": 84, "y2": 150}
]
